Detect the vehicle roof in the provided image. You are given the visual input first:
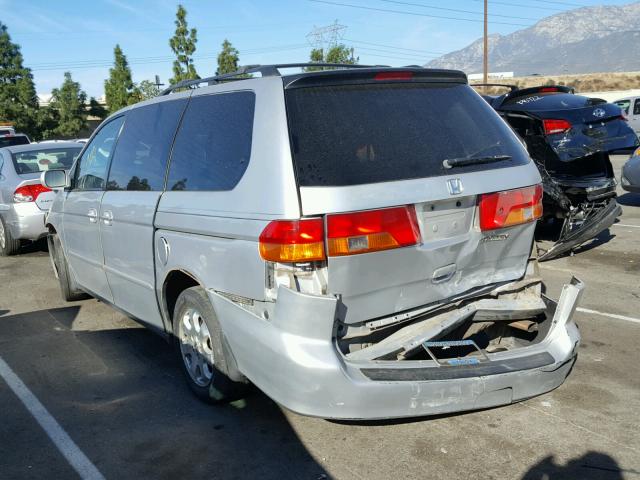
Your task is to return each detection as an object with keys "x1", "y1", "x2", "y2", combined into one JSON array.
[{"x1": 2, "y1": 141, "x2": 82, "y2": 154}]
